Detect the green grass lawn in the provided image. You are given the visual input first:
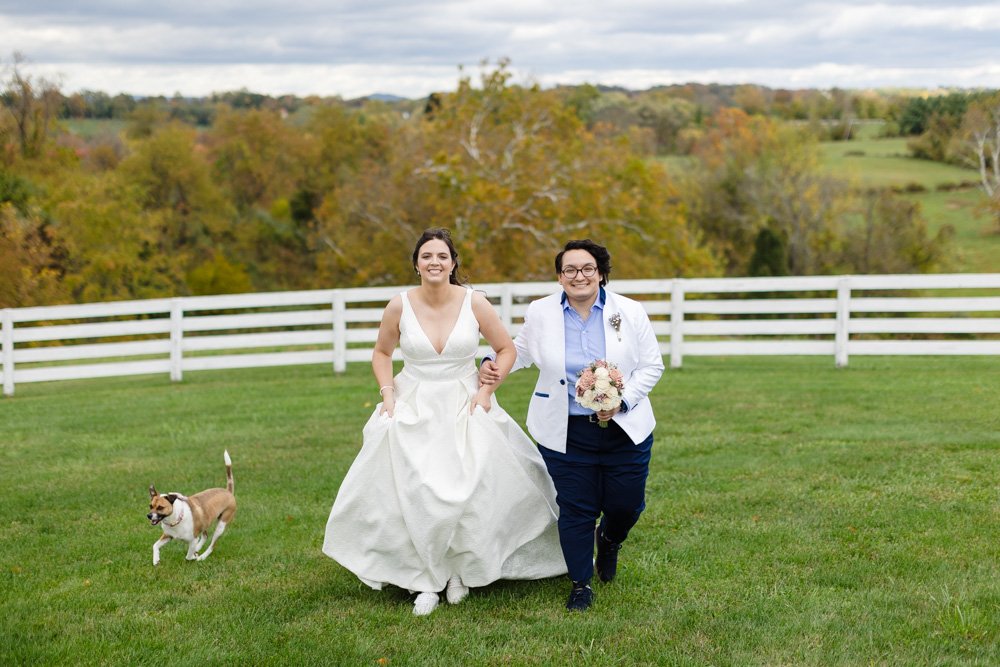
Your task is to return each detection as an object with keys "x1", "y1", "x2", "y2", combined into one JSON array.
[{"x1": 3, "y1": 357, "x2": 999, "y2": 665}]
